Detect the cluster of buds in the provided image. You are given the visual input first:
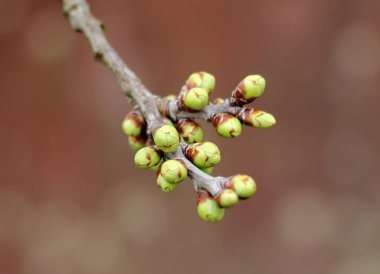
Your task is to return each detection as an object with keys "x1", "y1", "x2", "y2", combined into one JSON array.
[{"x1": 122, "y1": 71, "x2": 276, "y2": 222}]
